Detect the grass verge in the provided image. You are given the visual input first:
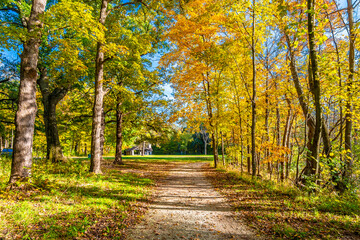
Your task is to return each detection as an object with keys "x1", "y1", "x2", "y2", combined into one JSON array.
[{"x1": 205, "y1": 165, "x2": 360, "y2": 240}]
